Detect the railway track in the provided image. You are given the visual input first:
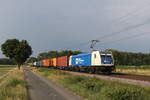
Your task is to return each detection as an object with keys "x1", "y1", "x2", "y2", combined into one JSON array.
[
  {"x1": 108, "y1": 73, "x2": 150, "y2": 82},
  {"x1": 62, "y1": 70, "x2": 150, "y2": 87}
]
